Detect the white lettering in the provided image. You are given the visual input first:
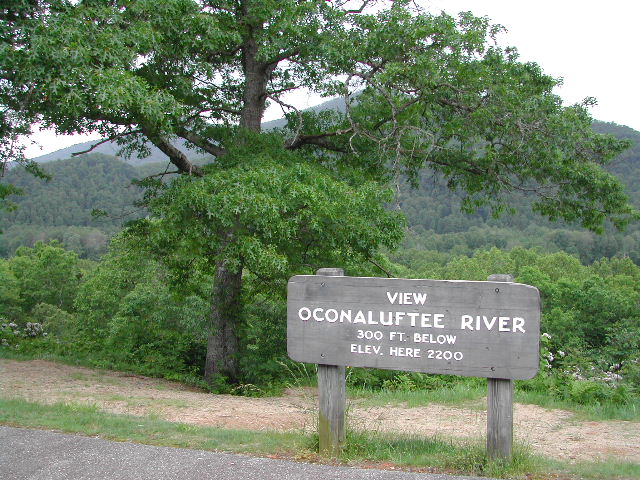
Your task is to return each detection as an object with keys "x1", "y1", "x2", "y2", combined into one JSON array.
[
  {"x1": 420, "y1": 313, "x2": 444, "y2": 328},
  {"x1": 483, "y1": 315, "x2": 497, "y2": 330},
  {"x1": 353, "y1": 310, "x2": 366, "y2": 324},
  {"x1": 386, "y1": 291, "x2": 428, "y2": 305},
  {"x1": 413, "y1": 333, "x2": 457, "y2": 344},
  {"x1": 351, "y1": 344, "x2": 382, "y2": 355},
  {"x1": 414, "y1": 292, "x2": 428, "y2": 305},
  {"x1": 513, "y1": 317, "x2": 526, "y2": 333},
  {"x1": 299, "y1": 307, "x2": 311, "y2": 321},
  {"x1": 380, "y1": 311, "x2": 393, "y2": 326},
  {"x1": 460, "y1": 314, "x2": 528, "y2": 332},
  {"x1": 389, "y1": 346, "x2": 421, "y2": 357},
  {"x1": 325, "y1": 309, "x2": 338, "y2": 323},
  {"x1": 460, "y1": 315, "x2": 474, "y2": 330}
]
